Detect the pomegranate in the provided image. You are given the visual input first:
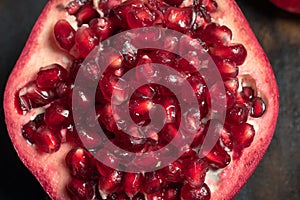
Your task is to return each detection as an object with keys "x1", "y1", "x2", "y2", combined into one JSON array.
[
  {"x1": 4, "y1": 0, "x2": 279, "y2": 200},
  {"x1": 270, "y1": 0, "x2": 300, "y2": 14}
]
